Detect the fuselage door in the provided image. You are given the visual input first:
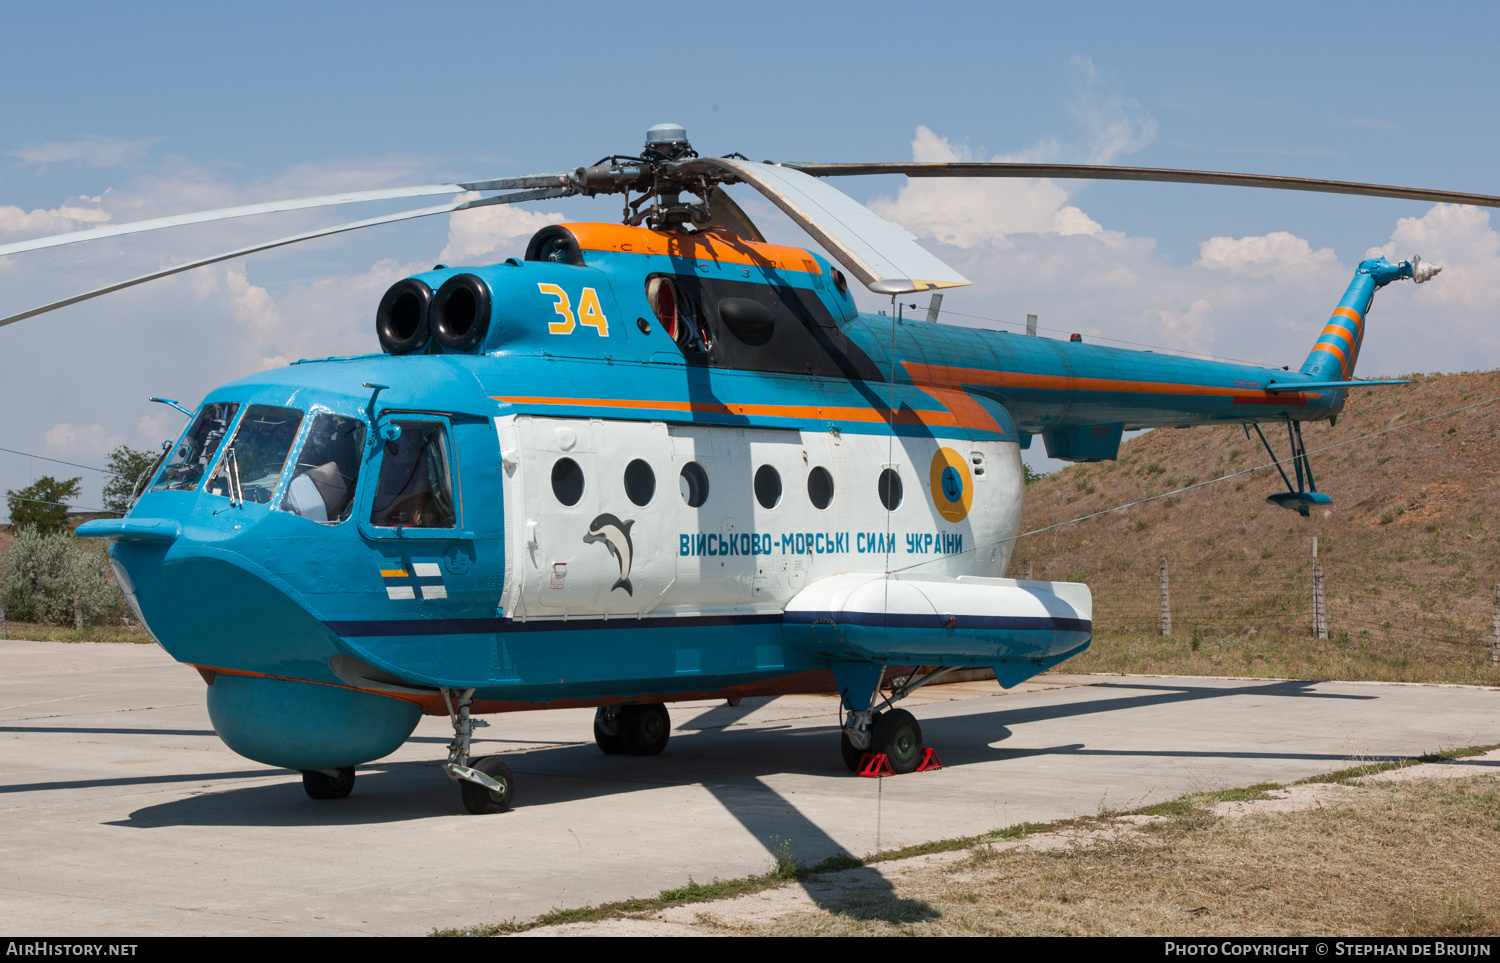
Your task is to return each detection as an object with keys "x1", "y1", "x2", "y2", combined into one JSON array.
[{"x1": 514, "y1": 418, "x2": 676, "y2": 618}]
